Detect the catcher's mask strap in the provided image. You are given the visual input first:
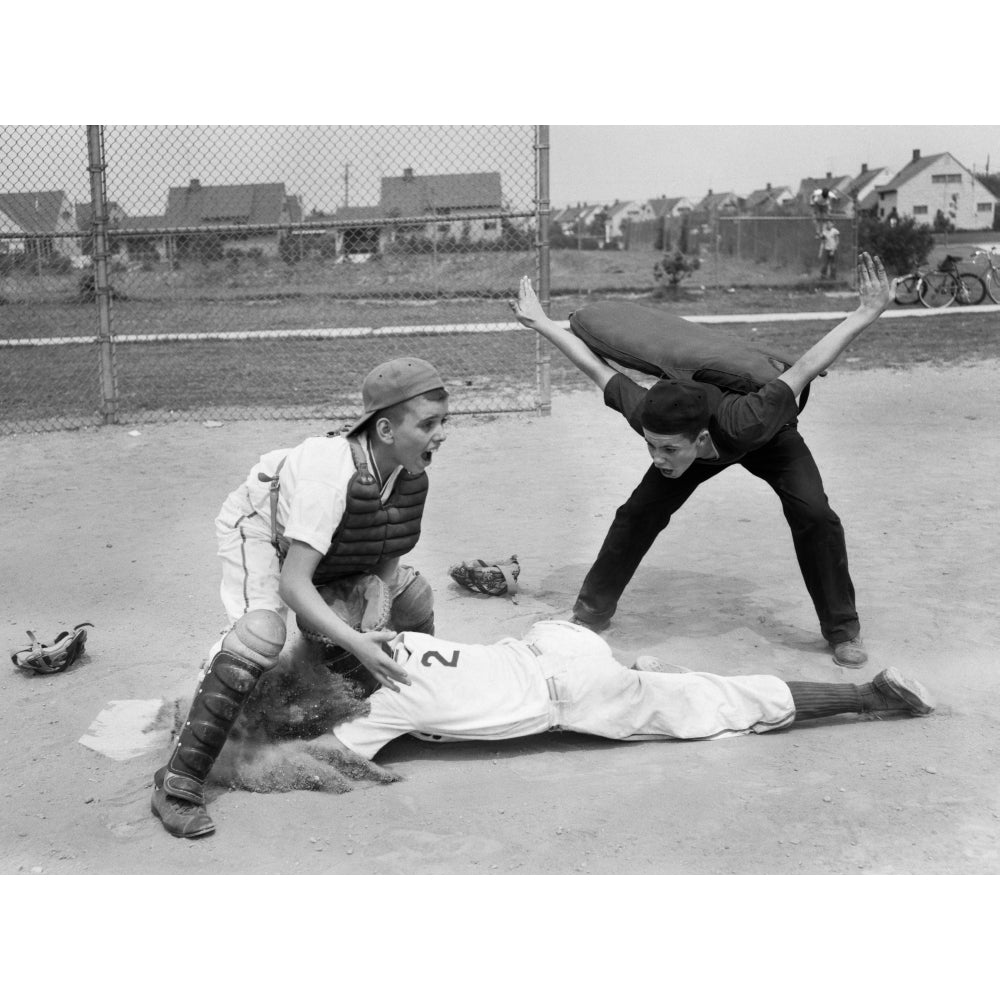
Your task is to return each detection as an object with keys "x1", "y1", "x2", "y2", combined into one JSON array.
[{"x1": 496, "y1": 562, "x2": 519, "y2": 596}]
